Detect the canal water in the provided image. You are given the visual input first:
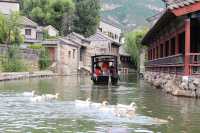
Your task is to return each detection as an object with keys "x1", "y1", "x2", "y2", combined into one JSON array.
[{"x1": 0, "y1": 74, "x2": 200, "y2": 133}]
